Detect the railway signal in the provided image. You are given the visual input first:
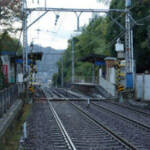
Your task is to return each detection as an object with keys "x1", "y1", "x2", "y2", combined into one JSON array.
[
  {"x1": 29, "y1": 43, "x2": 34, "y2": 93},
  {"x1": 115, "y1": 61, "x2": 125, "y2": 92}
]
